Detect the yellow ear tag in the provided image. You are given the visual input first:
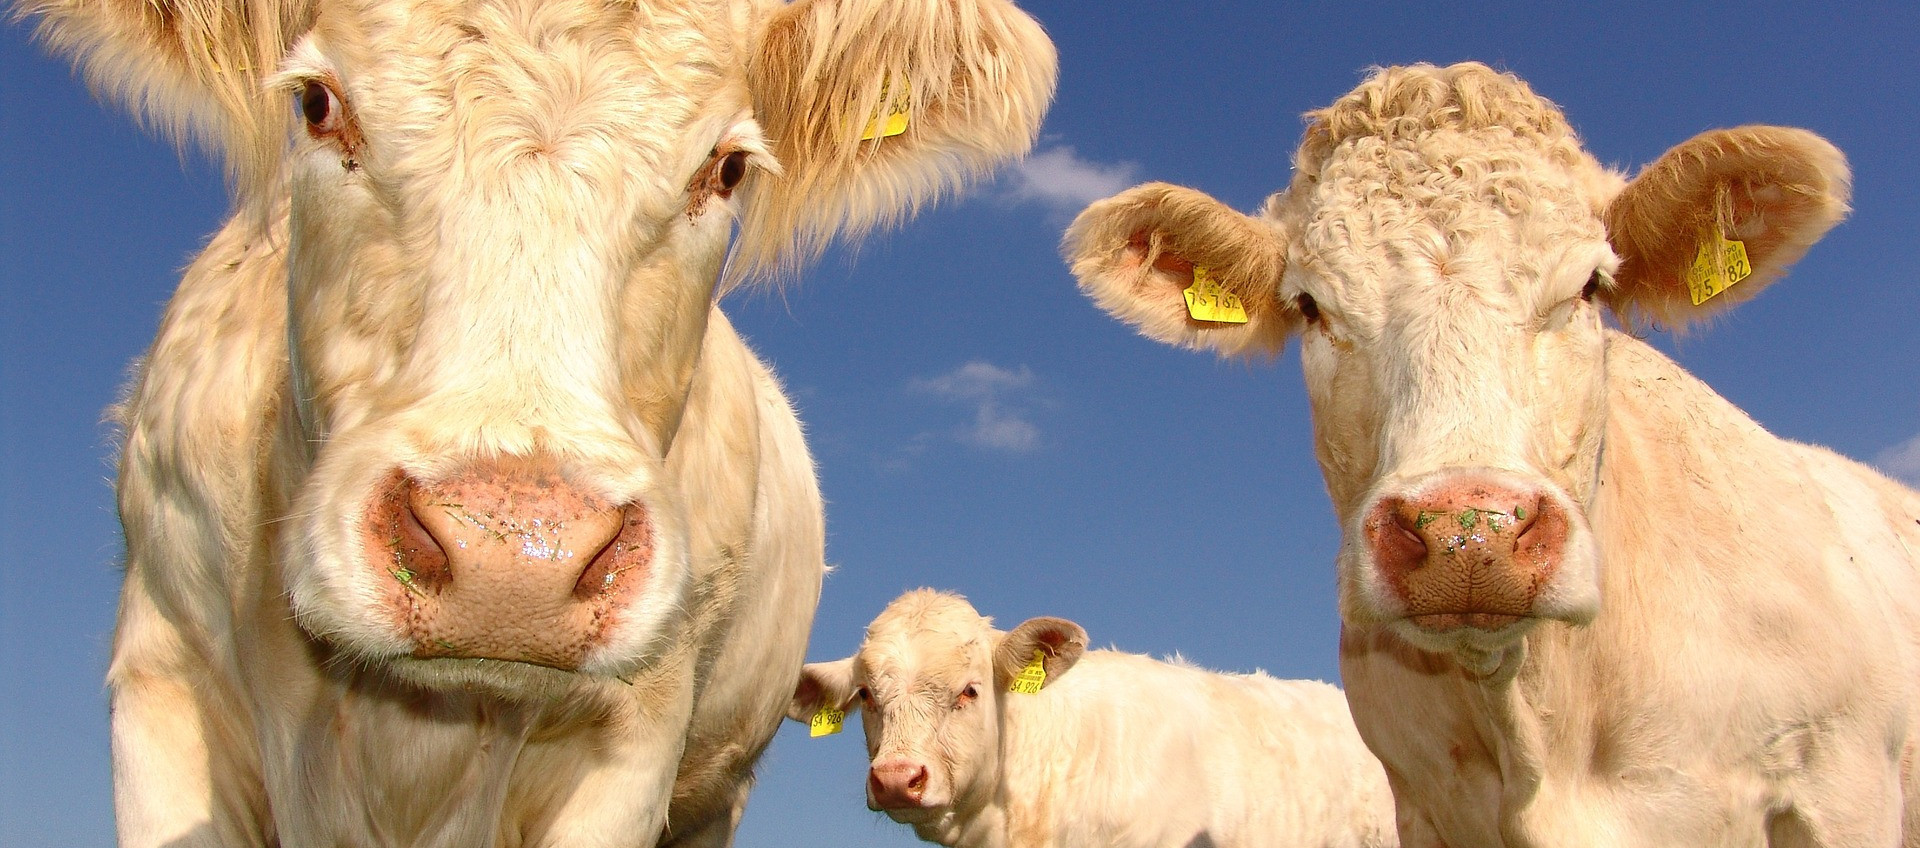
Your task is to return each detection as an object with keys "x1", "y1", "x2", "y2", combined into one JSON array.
[
  {"x1": 1683, "y1": 228, "x2": 1753, "y2": 306},
  {"x1": 809, "y1": 706, "x2": 845, "y2": 737},
  {"x1": 1009, "y1": 649, "x2": 1047, "y2": 695},
  {"x1": 860, "y1": 77, "x2": 912, "y2": 141},
  {"x1": 1183, "y1": 266, "x2": 1250, "y2": 324}
]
